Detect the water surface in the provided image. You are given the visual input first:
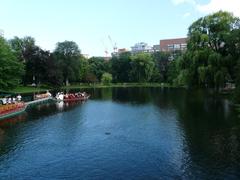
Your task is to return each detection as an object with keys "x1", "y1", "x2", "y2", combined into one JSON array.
[{"x1": 0, "y1": 88, "x2": 240, "y2": 179}]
